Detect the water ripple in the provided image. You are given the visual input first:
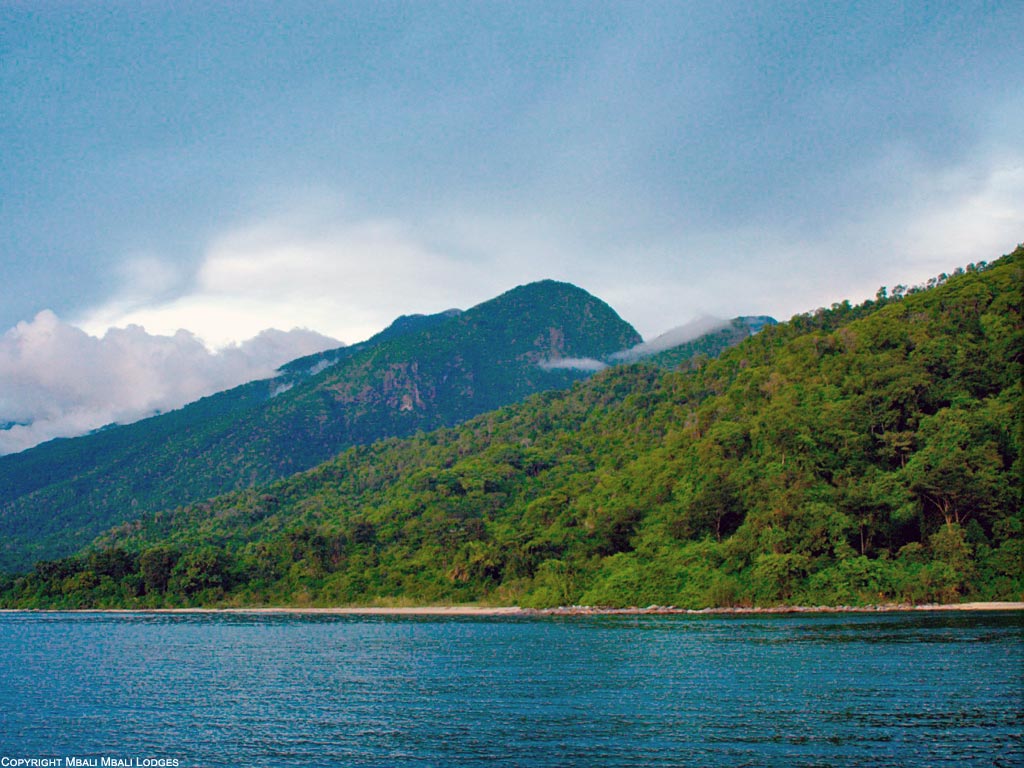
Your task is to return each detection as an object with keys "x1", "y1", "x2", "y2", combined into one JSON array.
[{"x1": 0, "y1": 611, "x2": 1020, "y2": 767}]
